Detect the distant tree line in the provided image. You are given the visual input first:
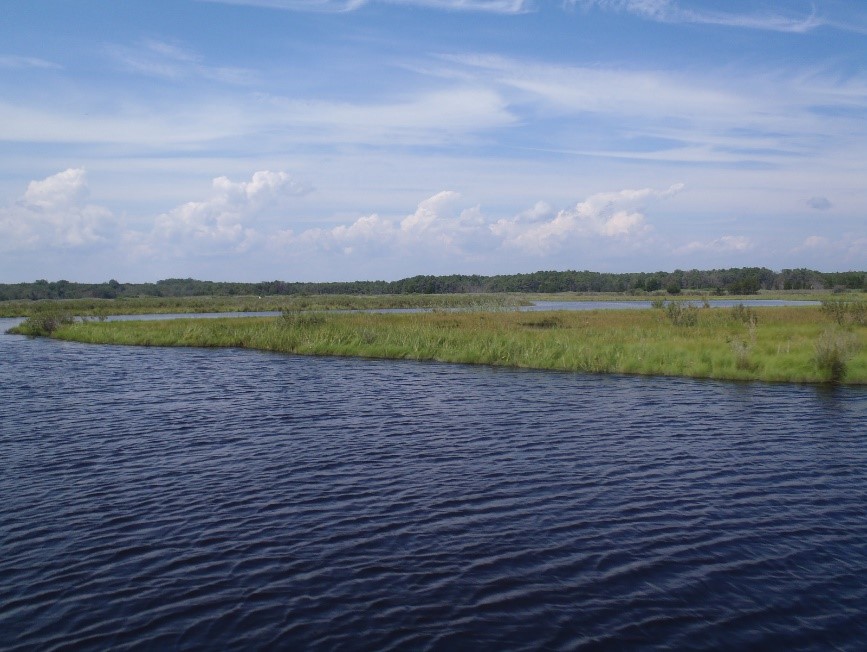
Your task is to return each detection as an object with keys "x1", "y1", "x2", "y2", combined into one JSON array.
[{"x1": 1, "y1": 268, "x2": 864, "y2": 301}]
